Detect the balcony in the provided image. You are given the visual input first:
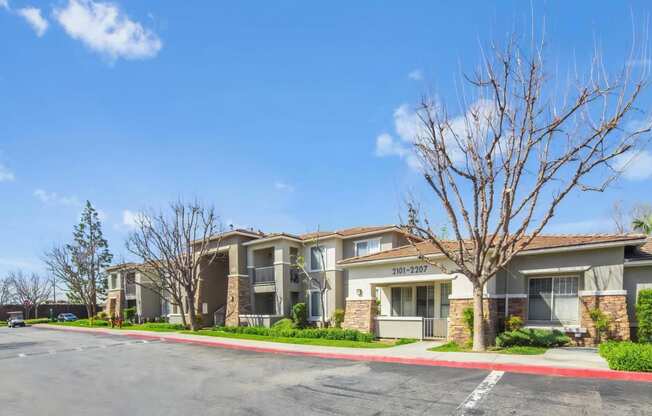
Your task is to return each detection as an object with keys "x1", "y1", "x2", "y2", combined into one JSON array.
[
  {"x1": 125, "y1": 283, "x2": 136, "y2": 298},
  {"x1": 253, "y1": 266, "x2": 275, "y2": 285}
]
